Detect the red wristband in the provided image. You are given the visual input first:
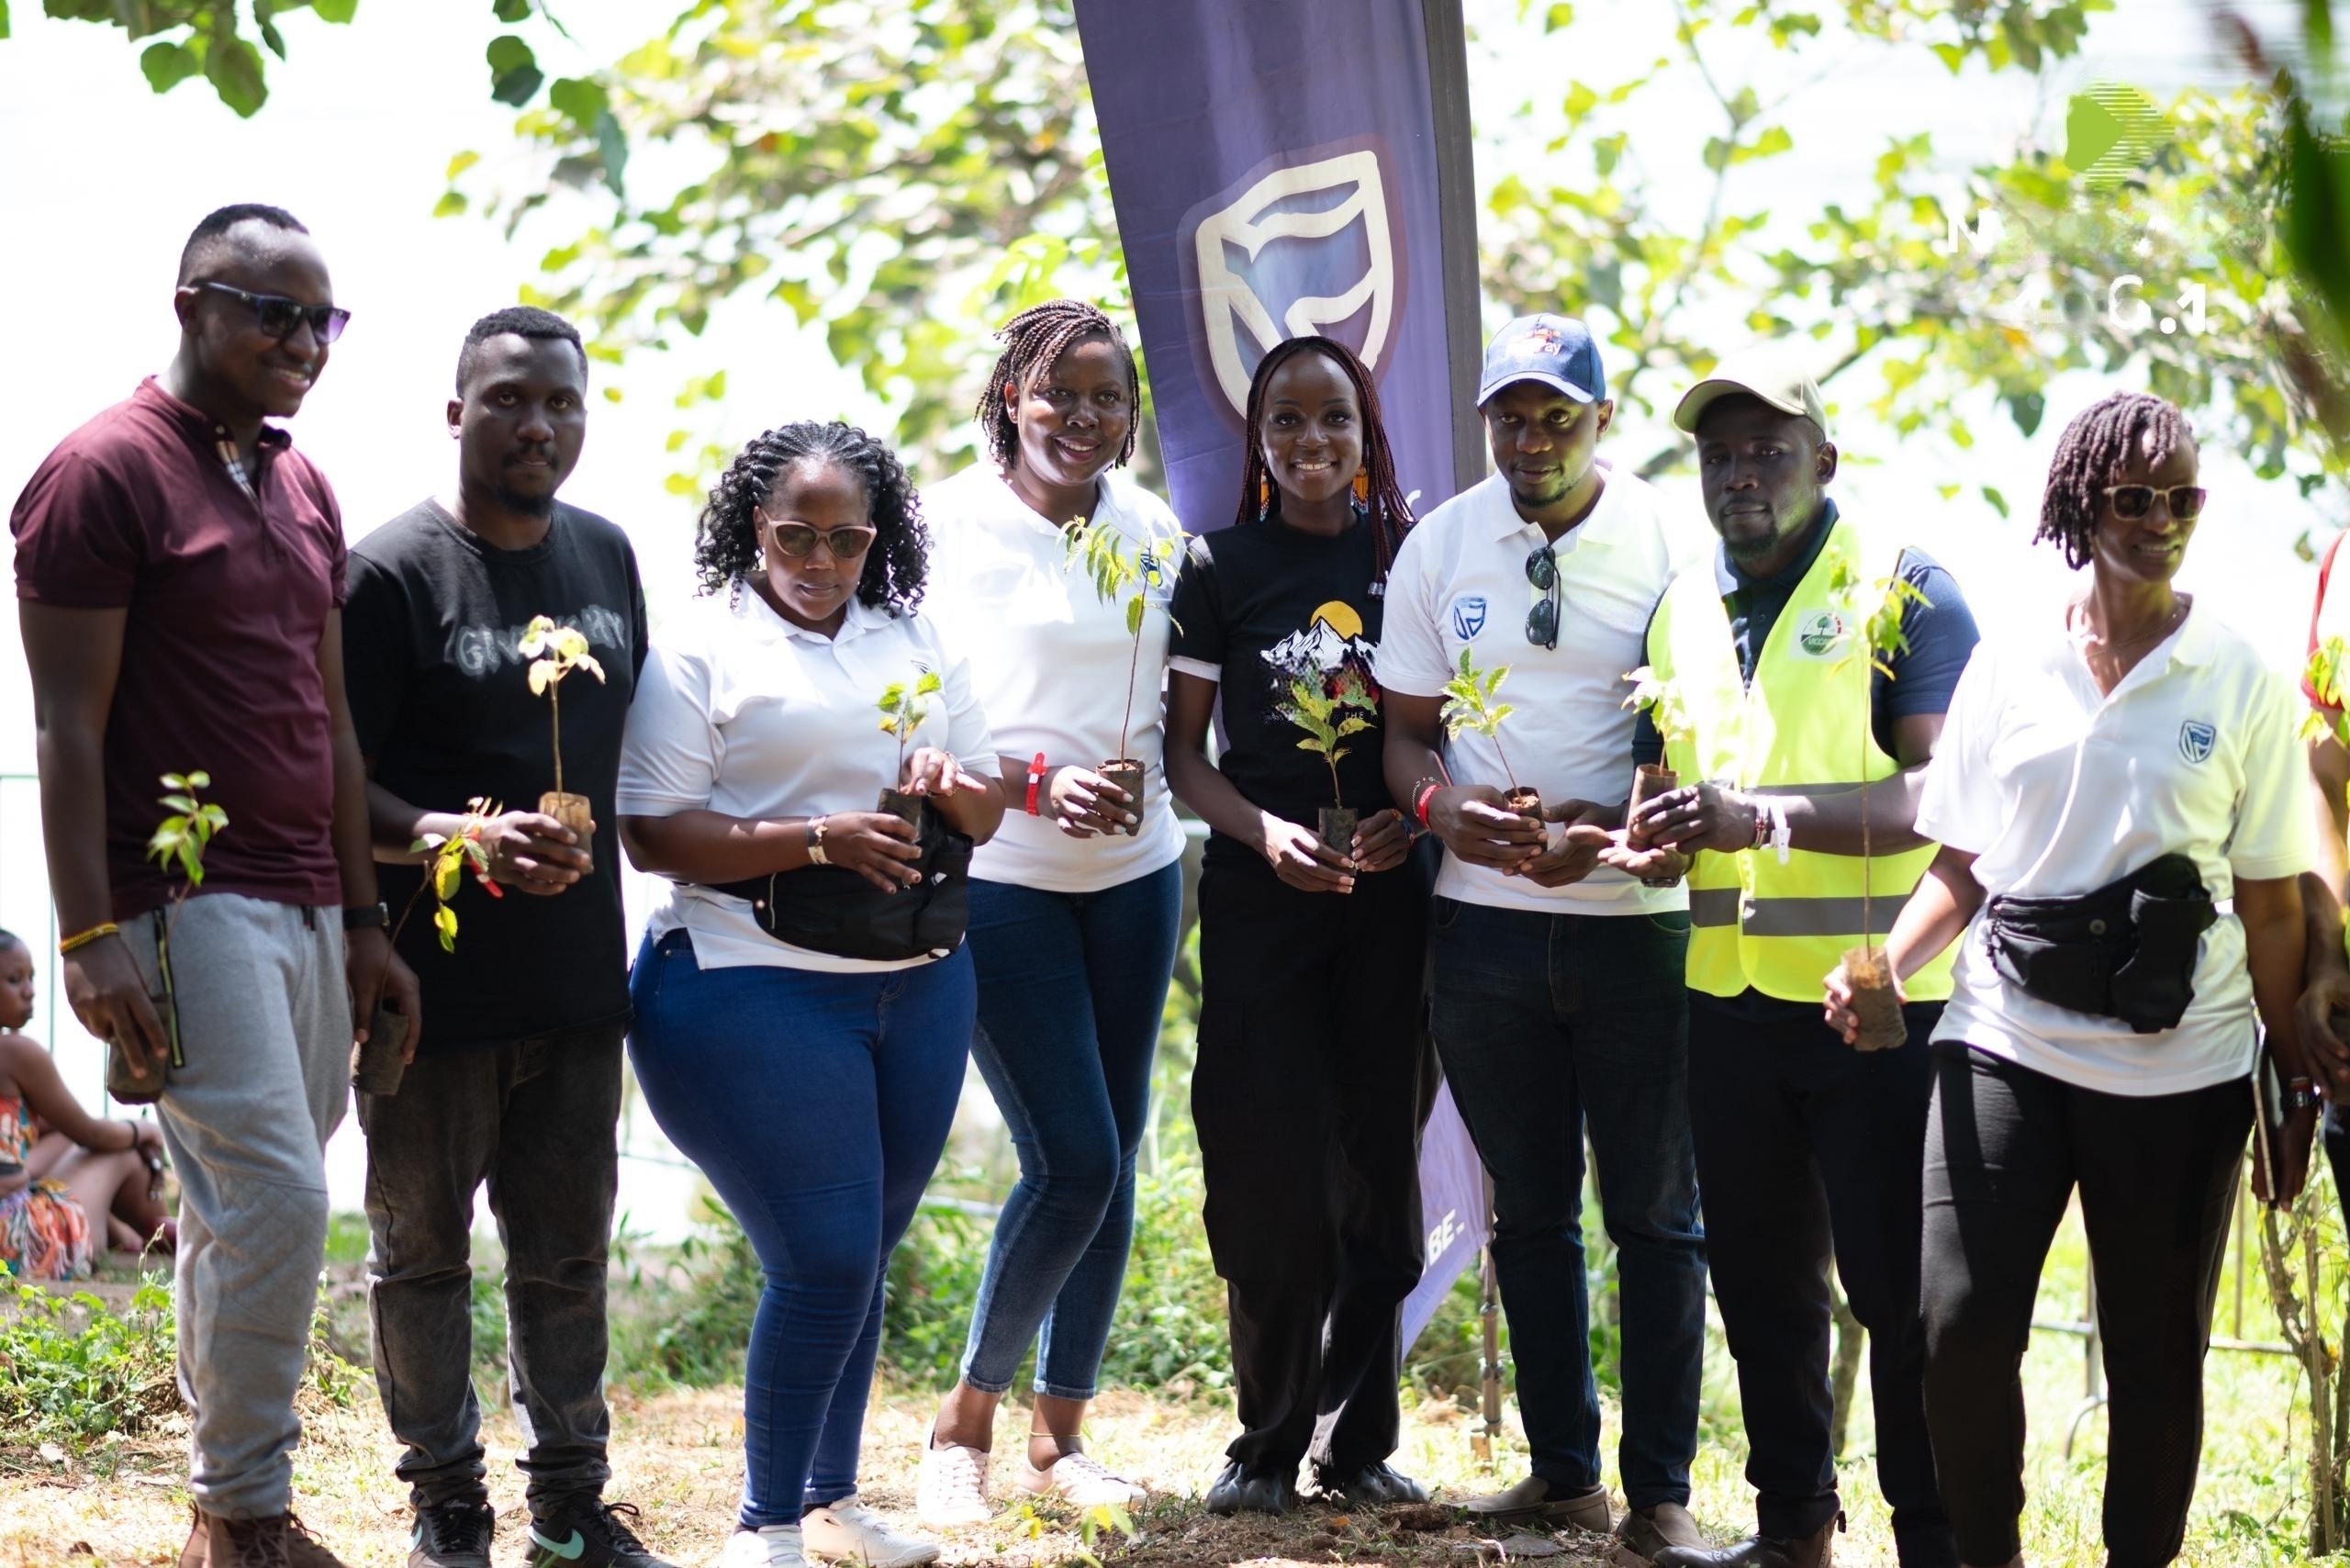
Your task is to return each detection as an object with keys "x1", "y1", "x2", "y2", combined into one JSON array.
[
  {"x1": 1025, "y1": 753, "x2": 1049, "y2": 816},
  {"x1": 1414, "y1": 780, "x2": 1443, "y2": 828}
]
